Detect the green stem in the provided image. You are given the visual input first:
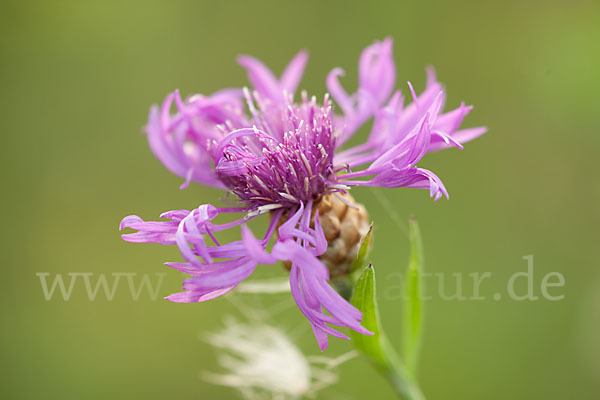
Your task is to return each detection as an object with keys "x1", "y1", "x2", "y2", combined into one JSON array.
[
  {"x1": 387, "y1": 373, "x2": 425, "y2": 400},
  {"x1": 379, "y1": 337, "x2": 425, "y2": 400}
]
